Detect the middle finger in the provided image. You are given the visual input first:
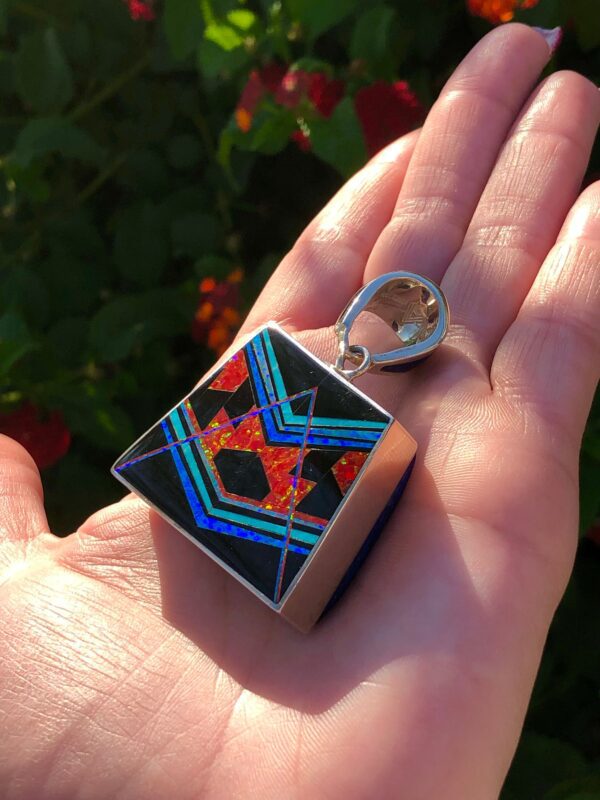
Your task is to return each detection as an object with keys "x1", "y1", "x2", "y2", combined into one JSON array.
[{"x1": 364, "y1": 24, "x2": 552, "y2": 286}]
